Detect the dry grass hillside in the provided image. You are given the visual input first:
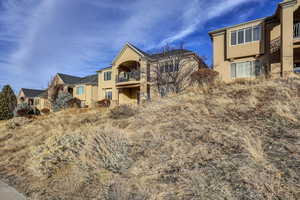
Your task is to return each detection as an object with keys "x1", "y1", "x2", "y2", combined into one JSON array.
[{"x1": 0, "y1": 78, "x2": 300, "y2": 200}]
